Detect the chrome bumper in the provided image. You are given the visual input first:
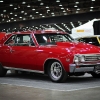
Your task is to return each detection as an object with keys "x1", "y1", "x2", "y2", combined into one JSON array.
[{"x1": 69, "y1": 63, "x2": 100, "y2": 73}]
